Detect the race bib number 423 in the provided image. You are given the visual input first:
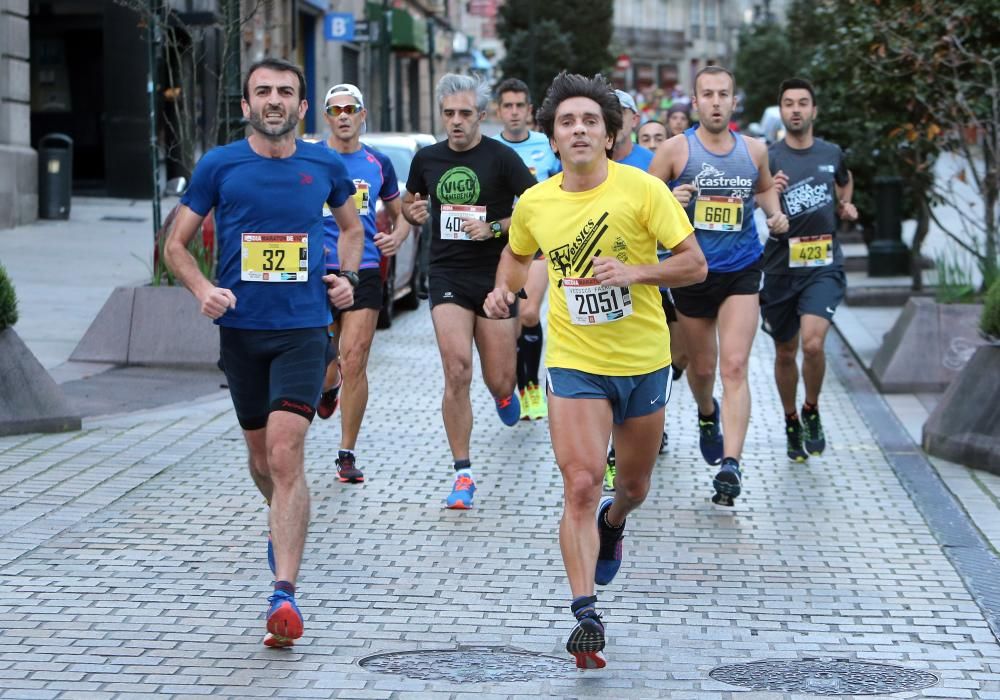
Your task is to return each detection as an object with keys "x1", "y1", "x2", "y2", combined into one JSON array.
[
  {"x1": 562, "y1": 277, "x2": 633, "y2": 326},
  {"x1": 440, "y1": 204, "x2": 486, "y2": 240},
  {"x1": 693, "y1": 195, "x2": 743, "y2": 231},
  {"x1": 241, "y1": 233, "x2": 308, "y2": 282},
  {"x1": 788, "y1": 234, "x2": 833, "y2": 268}
]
